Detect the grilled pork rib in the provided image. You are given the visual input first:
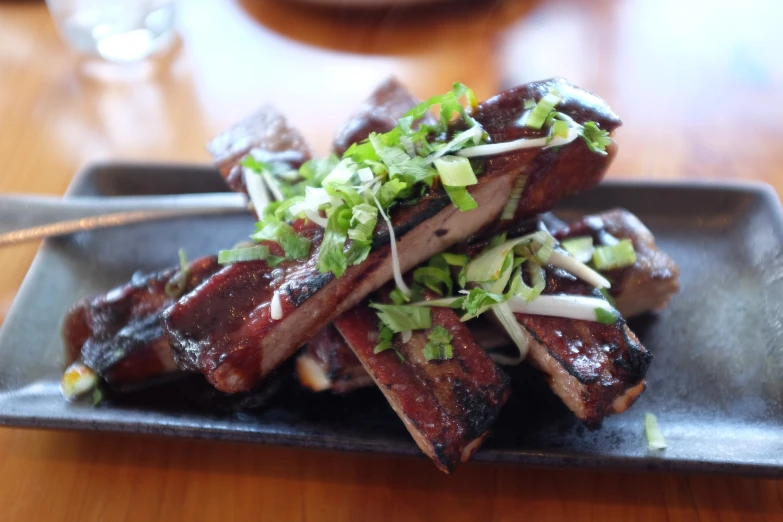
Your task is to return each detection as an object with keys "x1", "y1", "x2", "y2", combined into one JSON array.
[
  {"x1": 332, "y1": 77, "x2": 436, "y2": 156},
  {"x1": 163, "y1": 78, "x2": 623, "y2": 393},
  {"x1": 207, "y1": 105, "x2": 312, "y2": 196},
  {"x1": 62, "y1": 256, "x2": 221, "y2": 389},
  {"x1": 334, "y1": 292, "x2": 510, "y2": 474},
  {"x1": 295, "y1": 209, "x2": 676, "y2": 398},
  {"x1": 516, "y1": 266, "x2": 652, "y2": 427},
  {"x1": 551, "y1": 209, "x2": 680, "y2": 318}
]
